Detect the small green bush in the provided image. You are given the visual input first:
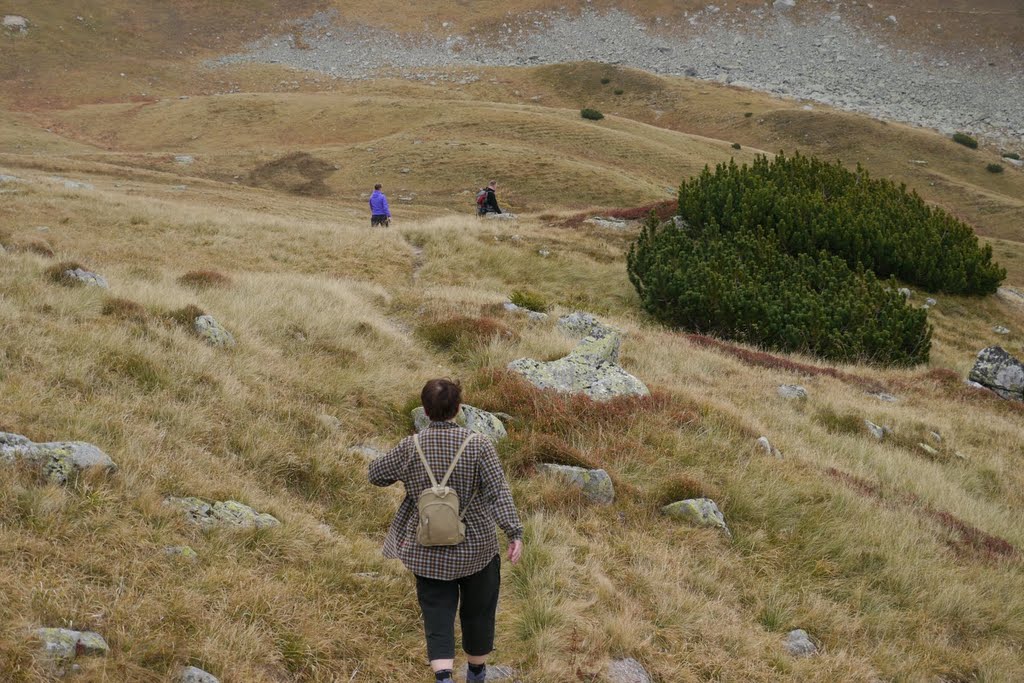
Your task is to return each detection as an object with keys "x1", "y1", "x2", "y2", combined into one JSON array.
[
  {"x1": 580, "y1": 108, "x2": 604, "y2": 121},
  {"x1": 1002, "y1": 152, "x2": 1020, "y2": 161},
  {"x1": 613, "y1": 89, "x2": 624, "y2": 95},
  {"x1": 744, "y1": 112, "x2": 754, "y2": 118},
  {"x1": 731, "y1": 142, "x2": 742, "y2": 150},
  {"x1": 600, "y1": 78, "x2": 611, "y2": 85},
  {"x1": 814, "y1": 407, "x2": 865, "y2": 436},
  {"x1": 986, "y1": 163, "x2": 1004, "y2": 174},
  {"x1": 509, "y1": 289, "x2": 550, "y2": 312},
  {"x1": 953, "y1": 132, "x2": 978, "y2": 149}
]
